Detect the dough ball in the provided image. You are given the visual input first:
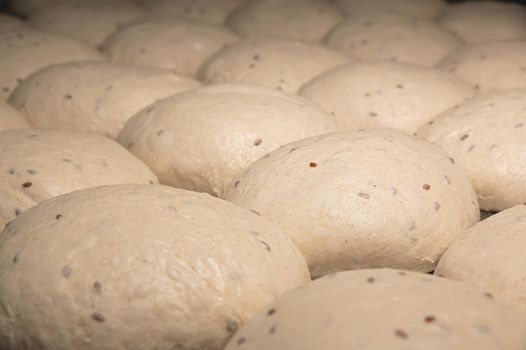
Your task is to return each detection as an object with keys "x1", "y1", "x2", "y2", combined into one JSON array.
[
  {"x1": 0, "y1": 129, "x2": 157, "y2": 229},
  {"x1": 199, "y1": 36, "x2": 349, "y2": 93},
  {"x1": 225, "y1": 269, "x2": 526, "y2": 350},
  {"x1": 103, "y1": 19, "x2": 238, "y2": 77},
  {"x1": 27, "y1": 0, "x2": 148, "y2": 47},
  {"x1": 7, "y1": 0, "x2": 135, "y2": 16},
  {"x1": 224, "y1": 129, "x2": 479, "y2": 277},
  {"x1": 118, "y1": 83, "x2": 338, "y2": 196},
  {"x1": 417, "y1": 90, "x2": 526, "y2": 211},
  {"x1": 225, "y1": 0, "x2": 342, "y2": 43},
  {"x1": 0, "y1": 100, "x2": 29, "y2": 131},
  {"x1": 0, "y1": 28, "x2": 104, "y2": 100},
  {"x1": 0, "y1": 14, "x2": 26, "y2": 32},
  {"x1": 334, "y1": 0, "x2": 445, "y2": 19},
  {"x1": 8, "y1": 61, "x2": 201, "y2": 138},
  {"x1": 325, "y1": 12, "x2": 462, "y2": 67},
  {"x1": 300, "y1": 61, "x2": 474, "y2": 133},
  {"x1": 436, "y1": 205, "x2": 526, "y2": 313},
  {"x1": 437, "y1": 41, "x2": 526, "y2": 93},
  {"x1": 0, "y1": 184, "x2": 309, "y2": 350},
  {"x1": 437, "y1": 1, "x2": 526, "y2": 45}
]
